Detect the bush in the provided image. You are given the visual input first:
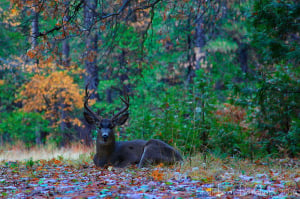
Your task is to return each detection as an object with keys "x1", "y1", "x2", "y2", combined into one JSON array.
[
  {"x1": 0, "y1": 111, "x2": 49, "y2": 148},
  {"x1": 235, "y1": 65, "x2": 300, "y2": 157}
]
